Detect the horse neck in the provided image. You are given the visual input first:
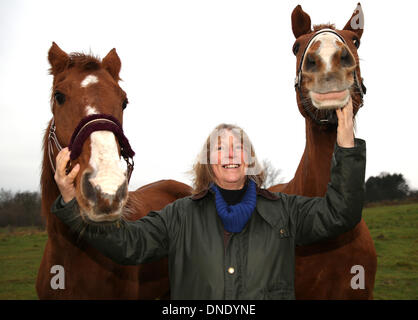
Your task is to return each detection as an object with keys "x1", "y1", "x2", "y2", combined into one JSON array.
[{"x1": 290, "y1": 119, "x2": 337, "y2": 197}]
